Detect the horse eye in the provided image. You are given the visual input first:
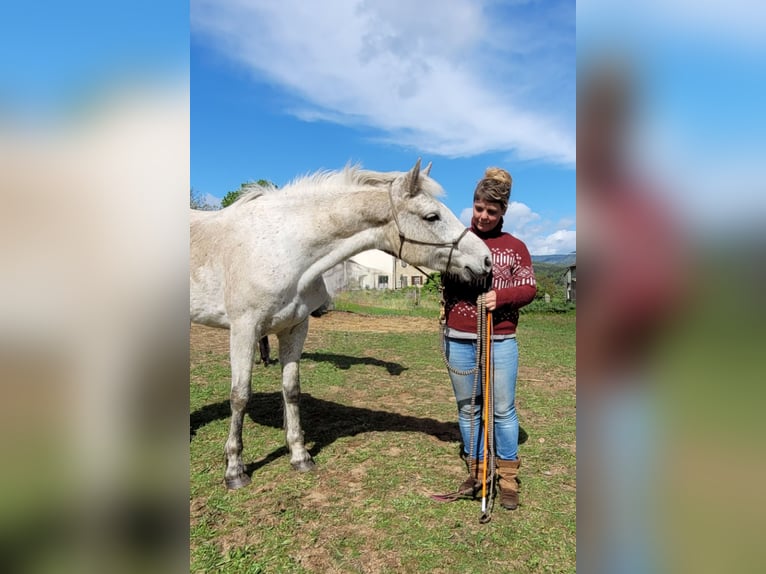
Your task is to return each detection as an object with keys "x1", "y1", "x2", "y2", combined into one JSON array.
[{"x1": 424, "y1": 213, "x2": 440, "y2": 222}]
